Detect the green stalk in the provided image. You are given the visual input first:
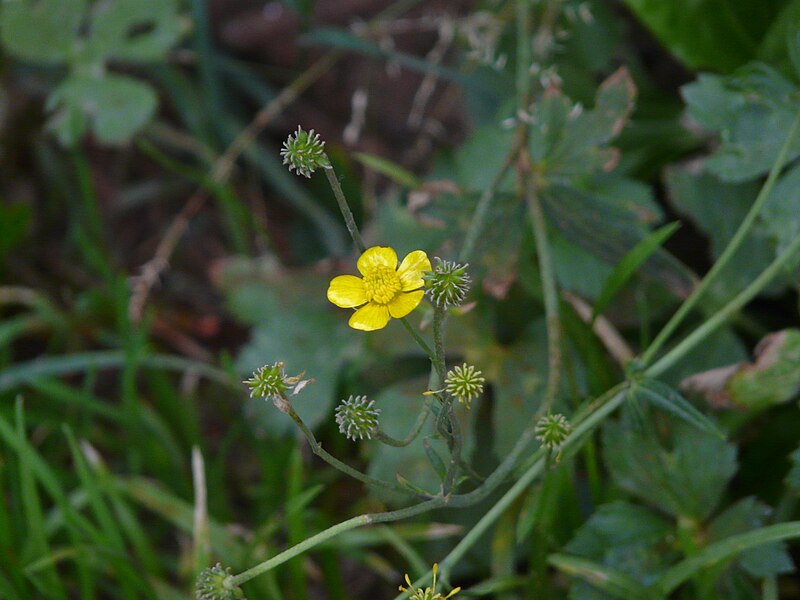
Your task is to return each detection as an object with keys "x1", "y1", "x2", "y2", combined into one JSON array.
[
  {"x1": 396, "y1": 388, "x2": 628, "y2": 598},
  {"x1": 655, "y1": 522, "x2": 800, "y2": 595},
  {"x1": 646, "y1": 230, "x2": 800, "y2": 377},
  {"x1": 229, "y1": 499, "x2": 444, "y2": 587},
  {"x1": 376, "y1": 397, "x2": 433, "y2": 447},
  {"x1": 280, "y1": 396, "x2": 423, "y2": 496},
  {"x1": 641, "y1": 109, "x2": 800, "y2": 366},
  {"x1": 526, "y1": 174, "x2": 562, "y2": 416},
  {"x1": 323, "y1": 165, "x2": 366, "y2": 253}
]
